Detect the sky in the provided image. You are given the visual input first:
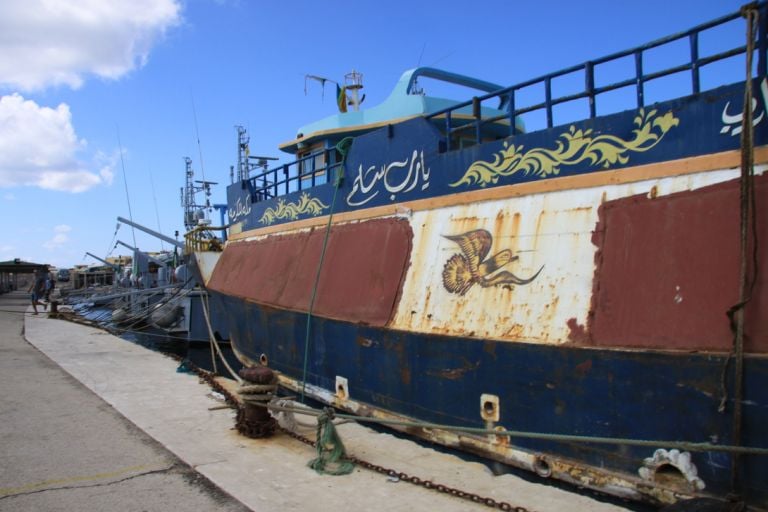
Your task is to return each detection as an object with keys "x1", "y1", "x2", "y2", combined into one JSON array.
[{"x1": 0, "y1": 0, "x2": 751, "y2": 269}]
